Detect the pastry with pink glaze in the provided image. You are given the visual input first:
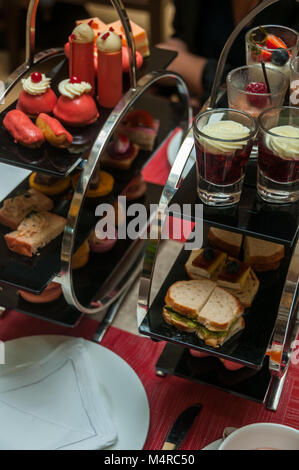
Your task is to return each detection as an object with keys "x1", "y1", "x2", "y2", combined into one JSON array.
[
  {"x1": 17, "y1": 72, "x2": 57, "y2": 118},
  {"x1": 53, "y1": 77, "x2": 99, "y2": 127}
]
